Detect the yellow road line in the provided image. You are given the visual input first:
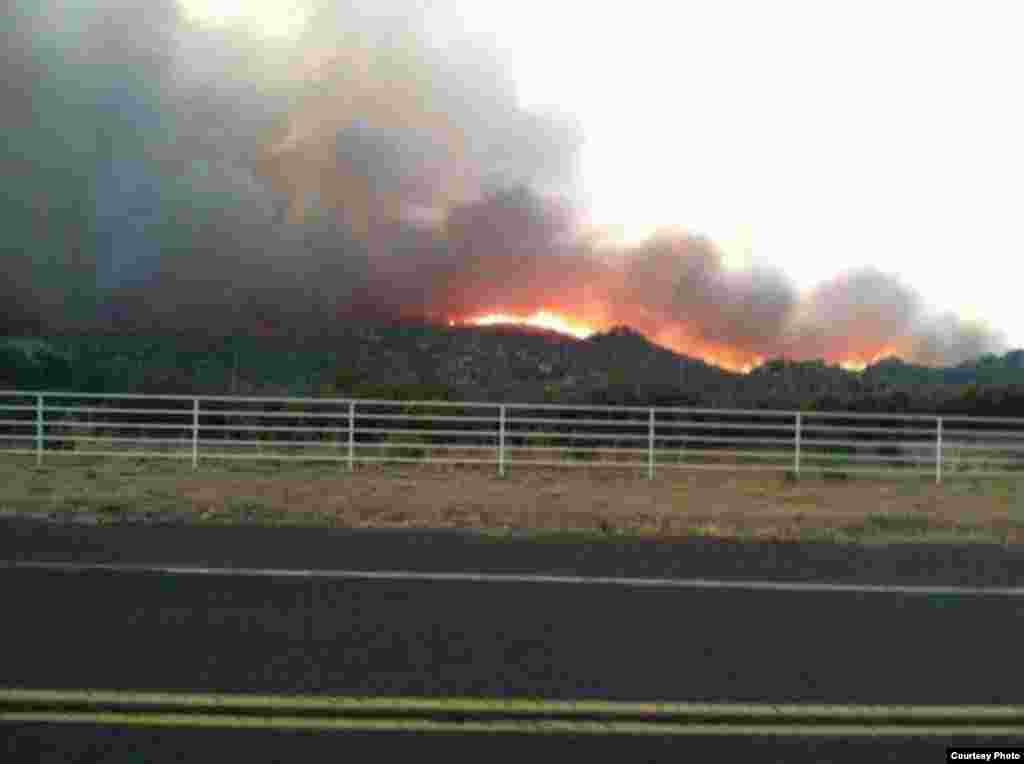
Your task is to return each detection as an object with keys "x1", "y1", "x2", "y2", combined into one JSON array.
[
  {"x1": 3, "y1": 688, "x2": 1024, "y2": 723},
  {"x1": 4, "y1": 711, "x2": 1024, "y2": 737}
]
